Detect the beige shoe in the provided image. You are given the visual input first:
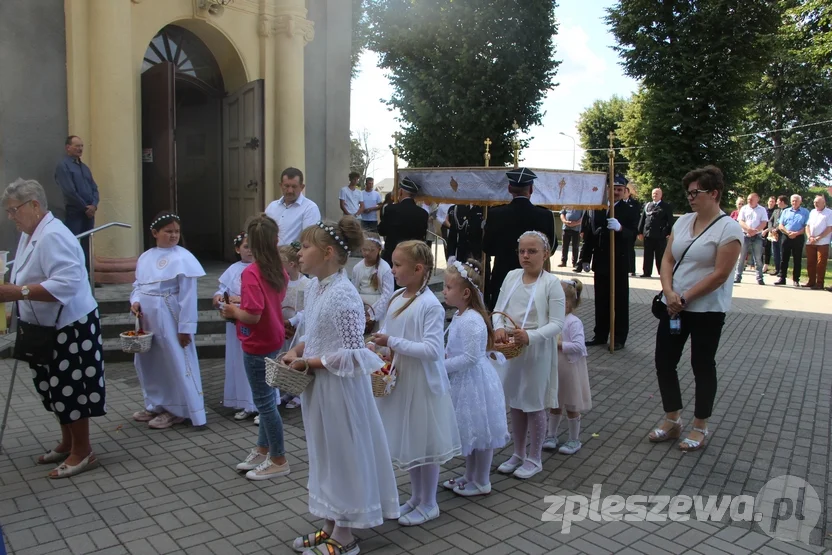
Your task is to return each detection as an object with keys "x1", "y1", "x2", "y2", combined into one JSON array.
[
  {"x1": 236, "y1": 449, "x2": 268, "y2": 471},
  {"x1": 245, "y1": 458, "x2": 290, "y2": 480},
  {"x1": 148, "y1": 412, "x2": 185, "y2": 429},
  {"x1": 132, "y1": 410, "x2": 157, "y2": 422}
]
